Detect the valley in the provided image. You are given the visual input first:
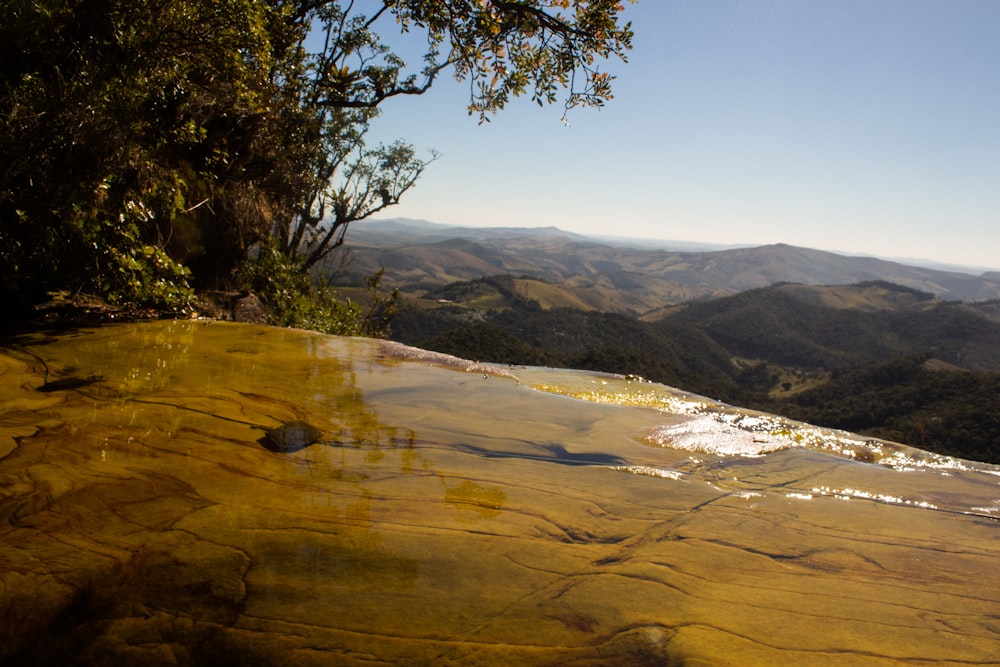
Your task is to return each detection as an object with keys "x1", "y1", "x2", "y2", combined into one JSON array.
[{"x1": 329, "y1": 219, "x2": 1000, "y2": 463}]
